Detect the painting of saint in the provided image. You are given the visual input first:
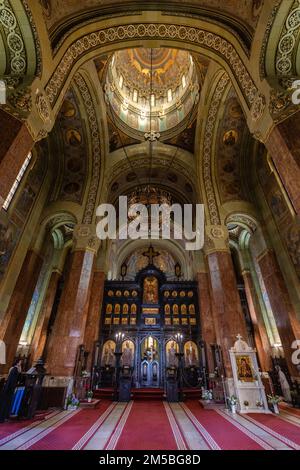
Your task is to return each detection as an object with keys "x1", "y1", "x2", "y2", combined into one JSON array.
[
  {"x1": 123, "y1": 303, "x2": 129, "y2": 315},
  {"x1": 184, "y1": 341, "x2": 198, "y2": 367},
  {"x1": 66, "y1": 129, "x2": 82, "y2": 146},
  {"x1": 101, "y1": 341, "x2": 115, "y2": 367},
  {"x1": 223, "y1": 129, "x2": 238, "y2": 146},
  {"x1": 166, "y1": 341, "x2": 179, "y2": 367},
  {"x1": 165, "y1": 304, "x2": 170, "y2": 315},
  {"x1": 60, "y1": 99, "x2": 76, "y2": 118},
  {"x1": 121, "y1": 340, "x2": 134, "y2": 367},
  {"x1": 236, "y1": 355, "x2": 255, "y2": 382},
  {"x1": 131, "y1": 304, "x2": 137, "y2": 315},
  {"x1": 114, "y1": 304, "x2": 121, "y2": 315},
  {"x1": 189, "y1": 304, "x2": 195, "y2": 315},
  {"x1": 106, "y1": 304, "x2": 112, "y2": 315},
  {"x1": 143, "y1": 276, "x2": 158, "y2": 304},
  {"x1": 181, "y1": 304, "x2": 187, "y2": 315},
  {"x1": 173, "y1": 304, "x2": 179, "y2": 315}
]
